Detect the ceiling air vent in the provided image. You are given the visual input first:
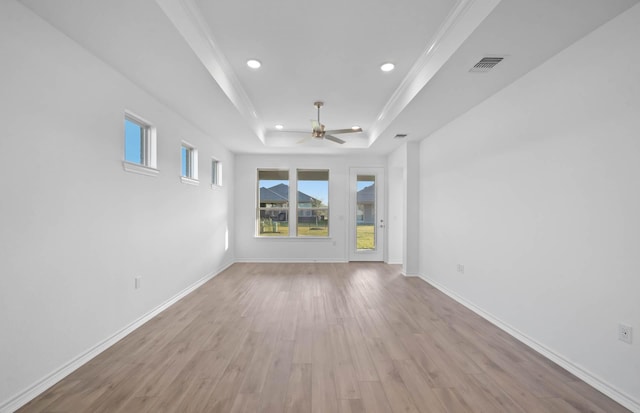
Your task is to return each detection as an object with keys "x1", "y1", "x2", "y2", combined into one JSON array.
[
  {"x1": 469, "y1": 57, "x2": 504, "y2": 73},
  {"x1": 394, "y1": 134, "x2": 408, "y2": 139}
]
